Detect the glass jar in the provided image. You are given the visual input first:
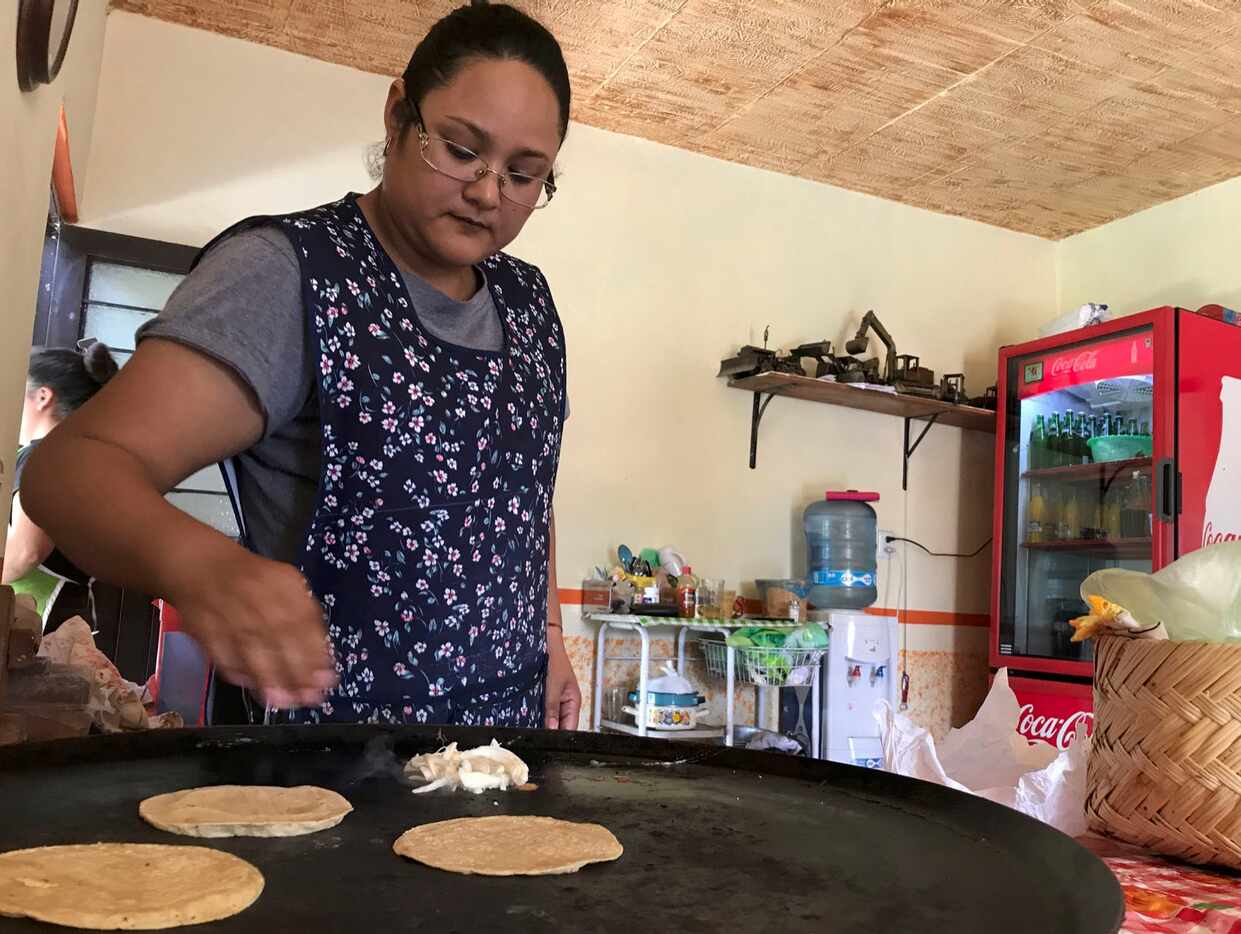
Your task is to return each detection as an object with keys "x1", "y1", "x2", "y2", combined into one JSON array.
[{"x1": 696, "y1": 578, "x2": 725, "y2": 619}]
